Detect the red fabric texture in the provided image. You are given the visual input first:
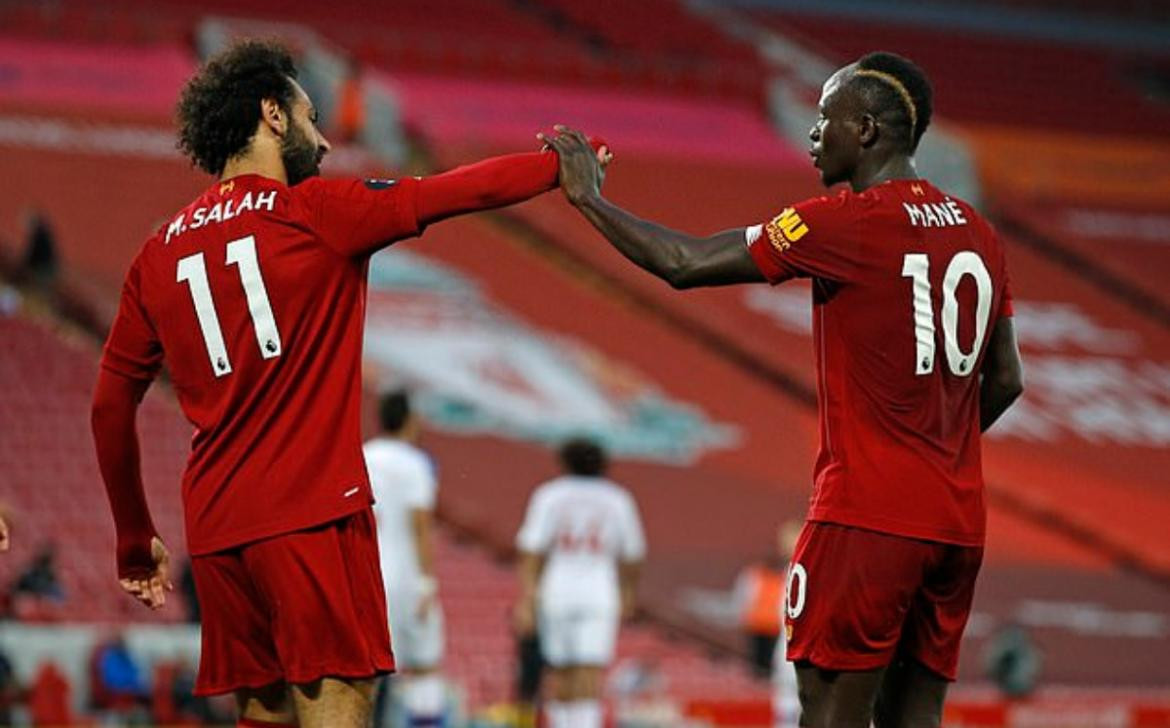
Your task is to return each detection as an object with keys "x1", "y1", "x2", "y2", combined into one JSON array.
[
  {"x1": 417, "y1": 150, "x2": 558, "y2": 225},
  {"x1": 93, "y1": 149, "x2": 566, "y2": 566},
  {"x1": 91, "y1": 368, "x2": 157, "y2": 578},
  {"x1": 785, "y1": 522, "x2": 983, "y2": 680},
  {"x1": 748, "y1": 179, "x2": 1012, "y2": 546},
  {"x1": 192, "y1": 509, "x2": 393, "y2": 695}
]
